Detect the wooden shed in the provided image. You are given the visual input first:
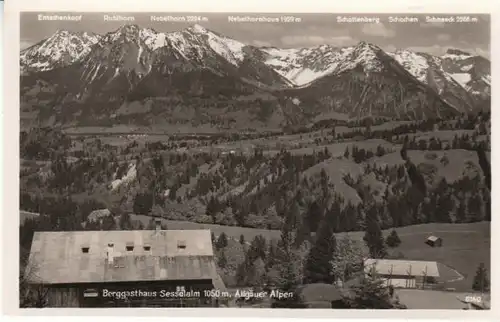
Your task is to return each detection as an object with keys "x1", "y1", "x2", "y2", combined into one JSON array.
[{"x1": 425, "y1": 235, "x2": 443, "y2": 247}]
